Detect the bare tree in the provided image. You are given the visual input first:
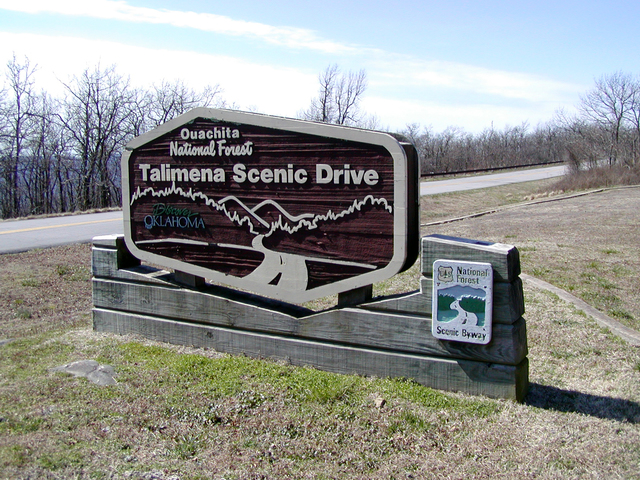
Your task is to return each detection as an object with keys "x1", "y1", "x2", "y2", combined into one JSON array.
[
  {"x1": 23, "y1": 93, "x2": 72, "y2": 215},
  {"x1": 127, "y1": 80, "x2": 224, "y2": 138},
  {"x1": 0, "y1": 54, "x2": 38, "y2": 218},
  {"x1": 58, "y1": 64, "x2": 135, "y2": 210},
  {"x1": 334, "y1": 68, "x2": 367, "y2": 125},
  {"x1": 300, "y1": 64, "x2": 369, "y2": 127},
  {"x1": 0, "y1": 58, "x2": 230, "y2": 218},
  {"x1": 406, "y1": 120, "x2": 565, "y2": 176},
  {"x1": 579, "y1": 71, "x2": 639, "y2": 166},
  {"x1": 146, "y1": 80, "x2": 223, "y2": 129},
  {"x1": 627, "y1": 78, "x2": 640, "y2": 165}
]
